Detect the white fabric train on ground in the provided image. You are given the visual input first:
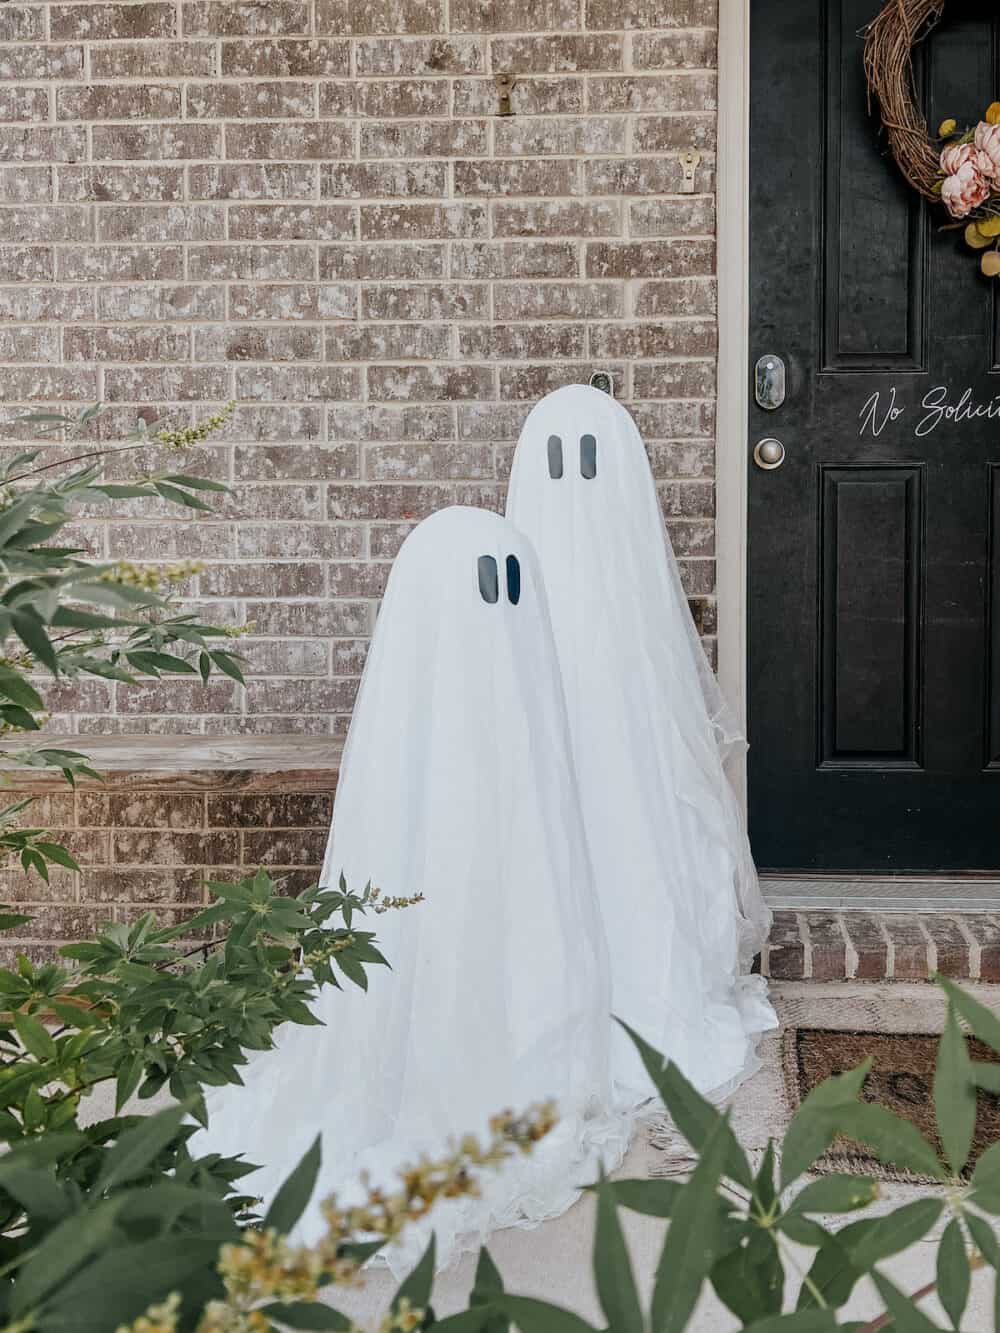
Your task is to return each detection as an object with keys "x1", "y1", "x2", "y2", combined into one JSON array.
[
  {"x1": 506, "y1": 384, "x2": 777, "y2": 1100},
  {"x1": 191, "y1": 505, "x2": 634, "y2": 1276}
]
